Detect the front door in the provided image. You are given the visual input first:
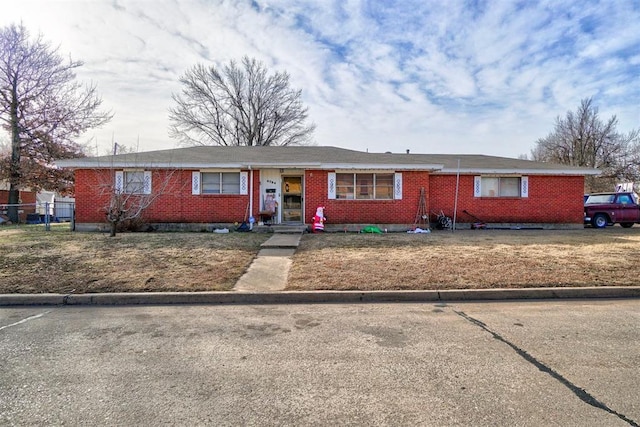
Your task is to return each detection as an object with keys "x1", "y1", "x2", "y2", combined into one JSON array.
[{"x1": 282, "y1": 176, "x2": 303, "y2": 223}]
